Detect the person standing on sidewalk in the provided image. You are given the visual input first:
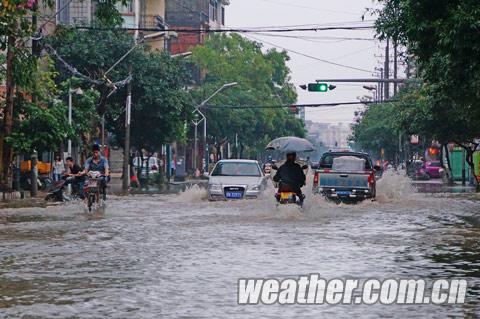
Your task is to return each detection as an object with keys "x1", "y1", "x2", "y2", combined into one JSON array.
[{"x1": 53, "y1": 155, "x2": 65, "y2": 181}]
